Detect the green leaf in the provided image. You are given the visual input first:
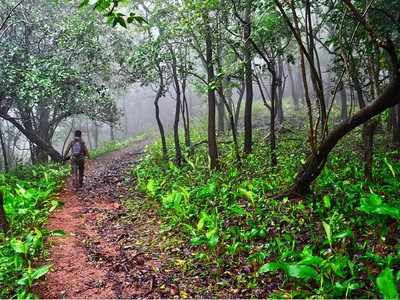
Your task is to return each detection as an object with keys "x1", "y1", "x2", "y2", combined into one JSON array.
[
  {"x1": 384, "y1": 158, "x2": 396, "y2": 178},
  {"x1": 299, "y1": 255, "x2": 324, "y2": 267},
  {"x1": 10, "y1": 239, "x2": 28, "y2": 255},
  {"x1": 50, "y1": 230, "x2": 66, "y2": 237},
  {"x1": 207, "y1": 234, "x2": 219, "y2": 249},
  {"x1": 322, "y1": 221, "x2": 332, "y2": 247},
  {"x1": 323, "y1": 195, "x2": 331, "y2": 208},
  {"x1": 31, "y1": 265, "x2": 52, "y2": 280},
  {"x1": 376, "y1": 268, "x2": 398, "y2": 299},
  {"x1": 259, "y1": 262, "x2": 283, "y2": 273},
  {"x1": 360, "y1": 194, "x2": 400, "y2": 220},
  {"x1": 286, "y1": 264, "x2": 318, "y2": 281},
  {"x1": 229, "y1": 203, "x2": 246, "y2": 216},
  {"x1": 333, "y1": 229, "x2": 353, "y2": 240}
]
